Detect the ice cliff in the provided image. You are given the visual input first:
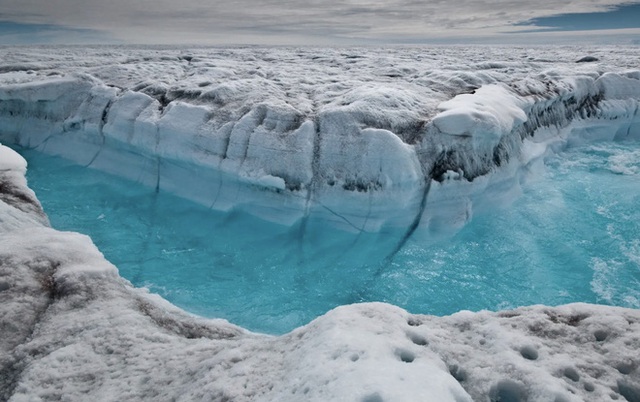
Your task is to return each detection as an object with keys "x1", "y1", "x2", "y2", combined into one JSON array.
[{"x1": 0, "y1": 46, "x2": 639, "y2": 232}]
